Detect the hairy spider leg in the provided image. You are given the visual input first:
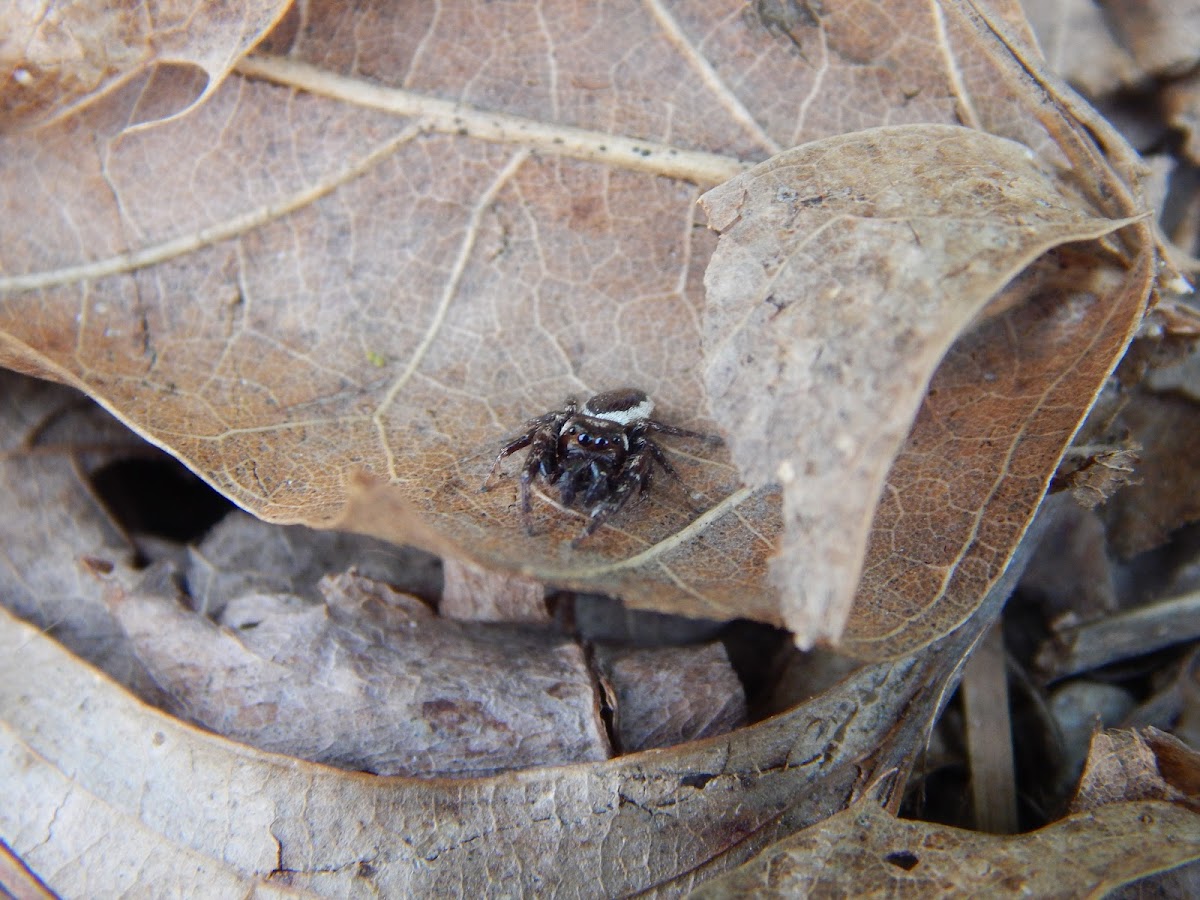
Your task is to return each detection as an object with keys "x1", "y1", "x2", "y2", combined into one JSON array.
[
  {"x1": 582, "y1": 457, "x2": 621, "y2": 507},
  {"x1": 517, "y1": 427, "x2": 563, "y2": 532},
  {"x1": 644, "y1": 439, "x2": 705, "y2": 512},
  {"x1": 479, "y1": 401, "x2": 577, "y2": 491},
  {"x1": 646, "y1": 438, "x2": 684, "y2": 480},
  {"x1": 574, "y1": 444, "x2": 655, "y2": 543},
  {"x1": 555, "y1": 454, "x2": 598, "y2": 508},
  {"x1": 646, "y1": 419, "x2": 724, "y2": 444}
]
